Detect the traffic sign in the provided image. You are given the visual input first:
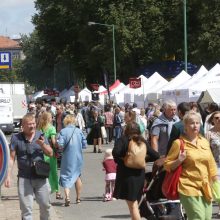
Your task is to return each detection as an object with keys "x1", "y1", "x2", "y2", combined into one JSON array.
[
  {"x1": 0, "y1": 129, "x2": 9, "y2": 185},
  {"x1": 0, "y1": 52, "x2": 12, "y2": 69}
]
